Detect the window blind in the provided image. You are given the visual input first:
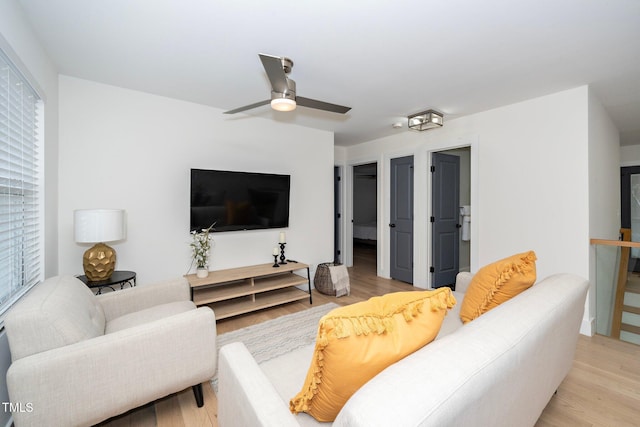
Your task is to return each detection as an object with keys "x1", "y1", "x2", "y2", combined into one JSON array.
[{"x1": 0, "y1": 48, "x2": 41, "y2": 317}]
